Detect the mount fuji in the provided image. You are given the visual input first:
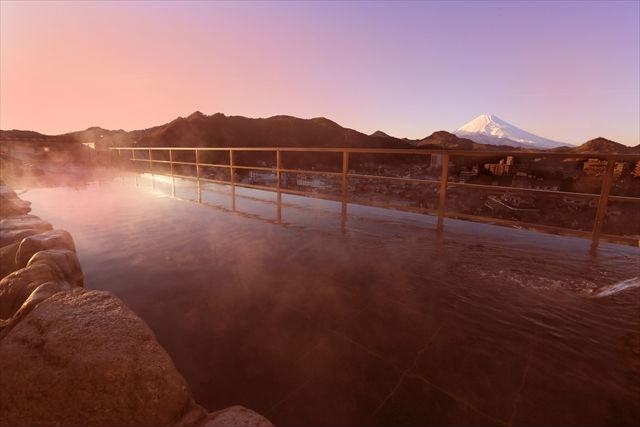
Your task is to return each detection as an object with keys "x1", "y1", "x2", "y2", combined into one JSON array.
[{"x1": 454, "y1": 114, "x2": 573, "y2": 149}]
